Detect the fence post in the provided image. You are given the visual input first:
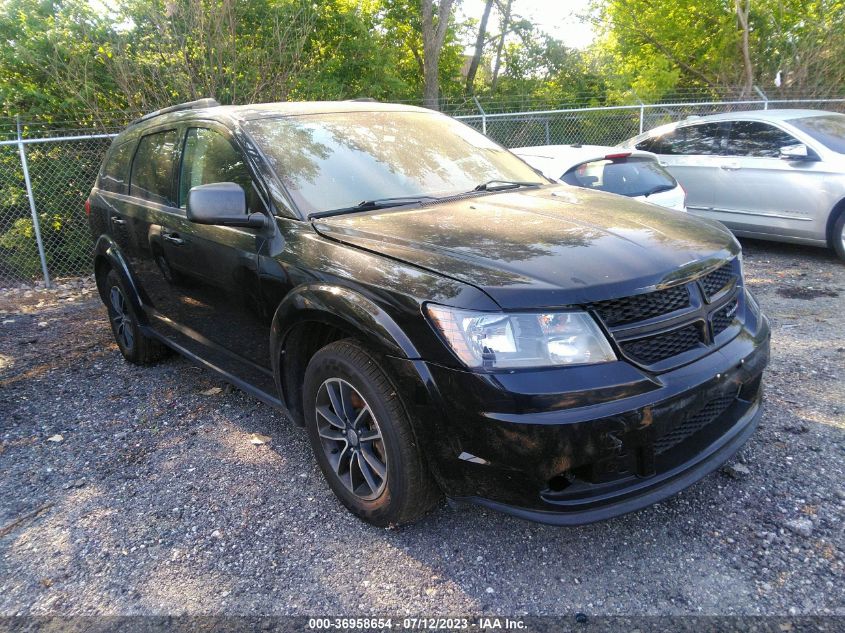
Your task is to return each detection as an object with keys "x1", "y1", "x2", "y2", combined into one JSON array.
[
  {"x1": 16, "y1": 116, "x2": 51, "y2": 288},
  {"x1": 473, "y1": 95, "x2": 487, "y2": 136},
  {"x1": 638, "y1": 101, "x2": 645, "y2": 134},
  {"x1": 754, "y1": 86, "x2": 769, "y2": 110}
]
